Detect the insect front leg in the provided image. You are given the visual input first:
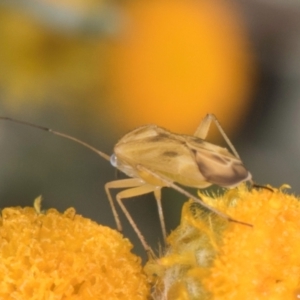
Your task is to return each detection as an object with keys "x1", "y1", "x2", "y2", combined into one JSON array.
[
  {"x1": 105, "y1": 178, "x2": 145, "y2": 231},
  {"x1": 105, "y1": 178, "x2": 159, "y2": 256},
  {"x1": 194, "y1": 113, "x2": 240, "y2": 159}
]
